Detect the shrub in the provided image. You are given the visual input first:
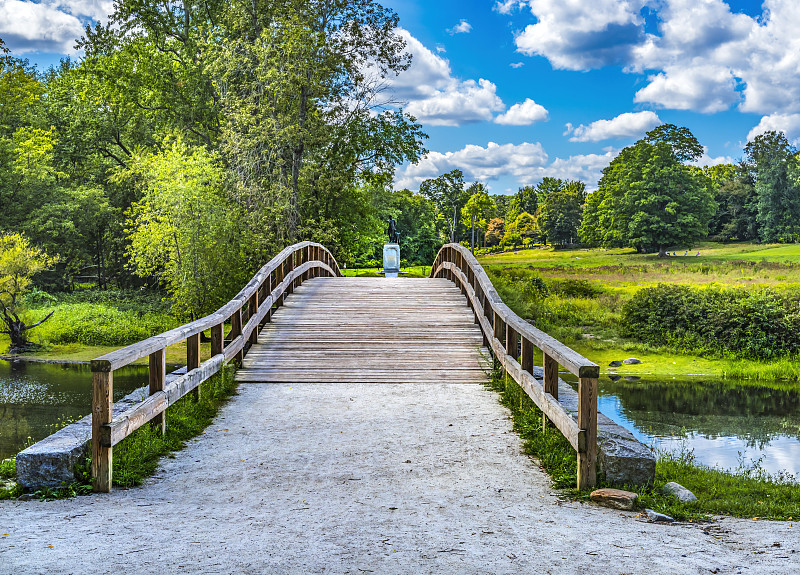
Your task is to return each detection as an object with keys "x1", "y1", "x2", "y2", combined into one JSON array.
[{"x1": 621, "y1": 284, "x2": 800, "y2": 359}]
